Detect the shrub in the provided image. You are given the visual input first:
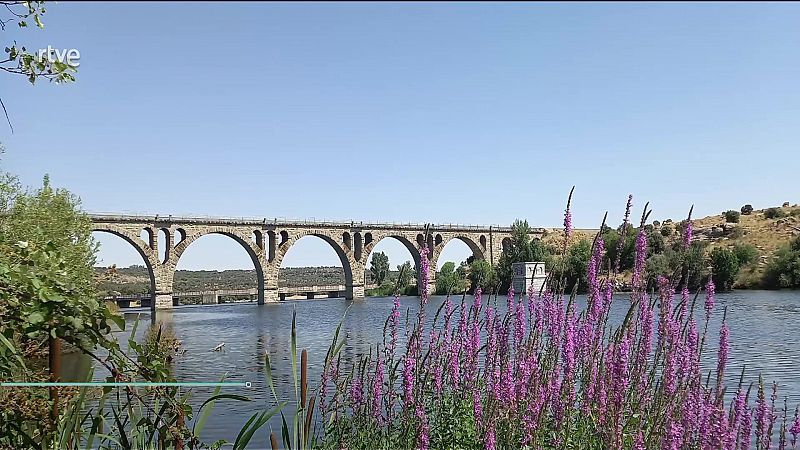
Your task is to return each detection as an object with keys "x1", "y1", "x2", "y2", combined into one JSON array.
[
  {"x1": 660, "y1": 224, "x2": 674, "y2": 237},
  {"x1": 710, "y1": 247, "x2": 740, "y2": 291},
  {"x1": 728, "y1": 226, "x2": 745, "y2": 239},
  {"x1": 764, "y1": 207, "x2": 786, "y2": 219},
  {"x1": 741, "y1": 204, "x2": 754, "y2": 215},
  {"x1": 732, "y1": 242, "x2": 758, "y2": 266},
  {"x1": 724, "y1": 210, "x2": 740, "y2": 223},
  {"x1": 764, "y1": 236, "x2": 800, "y2": 288}
]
